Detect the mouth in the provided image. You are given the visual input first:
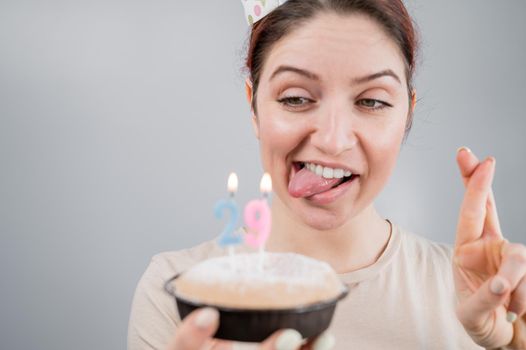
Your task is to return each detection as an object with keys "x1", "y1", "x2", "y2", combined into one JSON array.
[
  {"x1": 288, "y1": 161, "x2": 360, "y2": 204},
  {"x1": 292, "y1": 161, "x2": 357, "y2": 189}
]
